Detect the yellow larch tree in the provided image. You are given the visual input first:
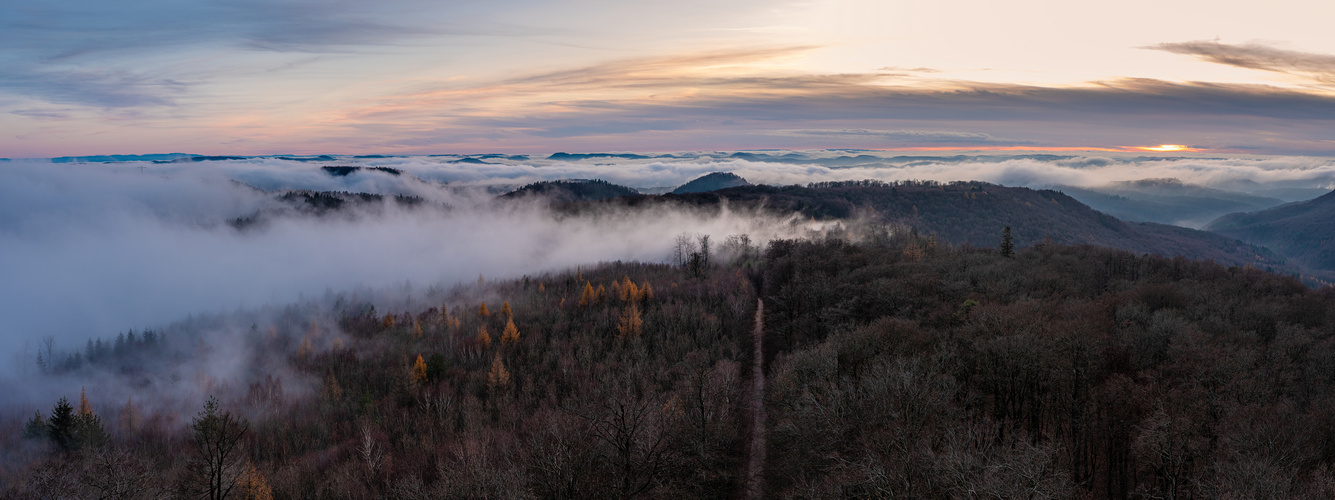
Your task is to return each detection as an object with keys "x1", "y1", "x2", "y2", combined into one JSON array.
[
  {"x1": 477, "y1": 325, "x2": 492, "y2": 349},
  {"x1": 538, "y1": 282, "x2": 545, "y2": 292},
  {"x1": 487, "y1": 354, "x2": 510, "y2": 390},
  {"x1": 640, "y1": 281, "x2": 654, "y2": 301},
  {"x1": 323, "y1": 373, "x2": 344, "y2": 402},
  {"x1": 297, "y1": 336, "x2": 313, "y2": 361},
  {"x1": 578, "y1": 282, "x2": 596, "y2": 308},
  {"x1": 236, "y1": 461, "x2": 274, "y2": 500},
  {"x1": 412, "y1": 320, "x2": 423, "y2": 339},
  {"x1": 596, "y1": 284, "x2": 607, "y2": 304},
  {"x1": 478, "y1": 302, "x2": 489, "y2": 318},
  {"x1": 620, "y1": 276, "x2": 639, "y2": 302},
  {"x1": 79, "y1": 387, "x2": 92, "y2": 415},
  {"x1": 501, "y1": 318, "x2": 520, "y2": 347},
  {"x1": 382, "y1": 313, "x2": 395, "y2": 330},
  {"x1": 500, "y1": 301, "x2": 512, "y2": 318},
  {"x1": 412, "y1": 355, "x2": 428, "y2": 384},
  {"x1": 609, "y1": 280, "x2": 622, "y2": 302},
  {"x1": 617, "y1": 304, "x2": 643, "y2": 338}
]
